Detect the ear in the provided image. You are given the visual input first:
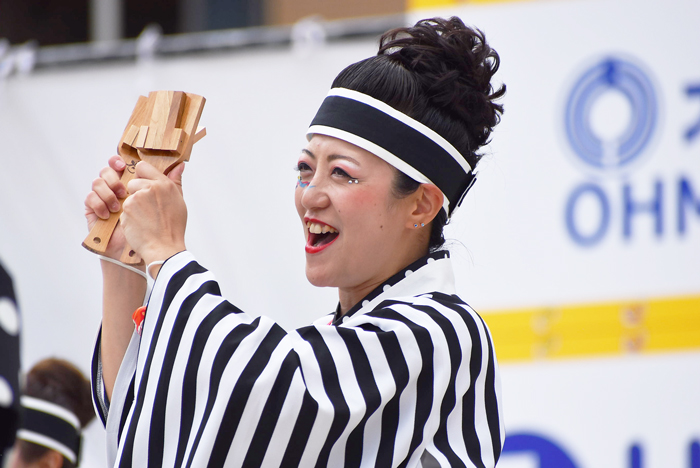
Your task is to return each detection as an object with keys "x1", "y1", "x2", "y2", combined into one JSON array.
[{"x1": 406, "y1": 184, "x2": 443, "y2": 228}]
